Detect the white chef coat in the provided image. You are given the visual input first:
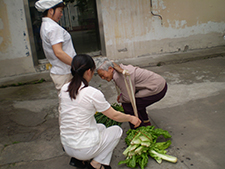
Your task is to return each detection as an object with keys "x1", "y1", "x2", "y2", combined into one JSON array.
[
  {"x1": 40, "y1": 17, "x2": 76, "y2": 75},
  {"x1": 59, "y1": 82, "x2": 111, "y2": 149}
]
